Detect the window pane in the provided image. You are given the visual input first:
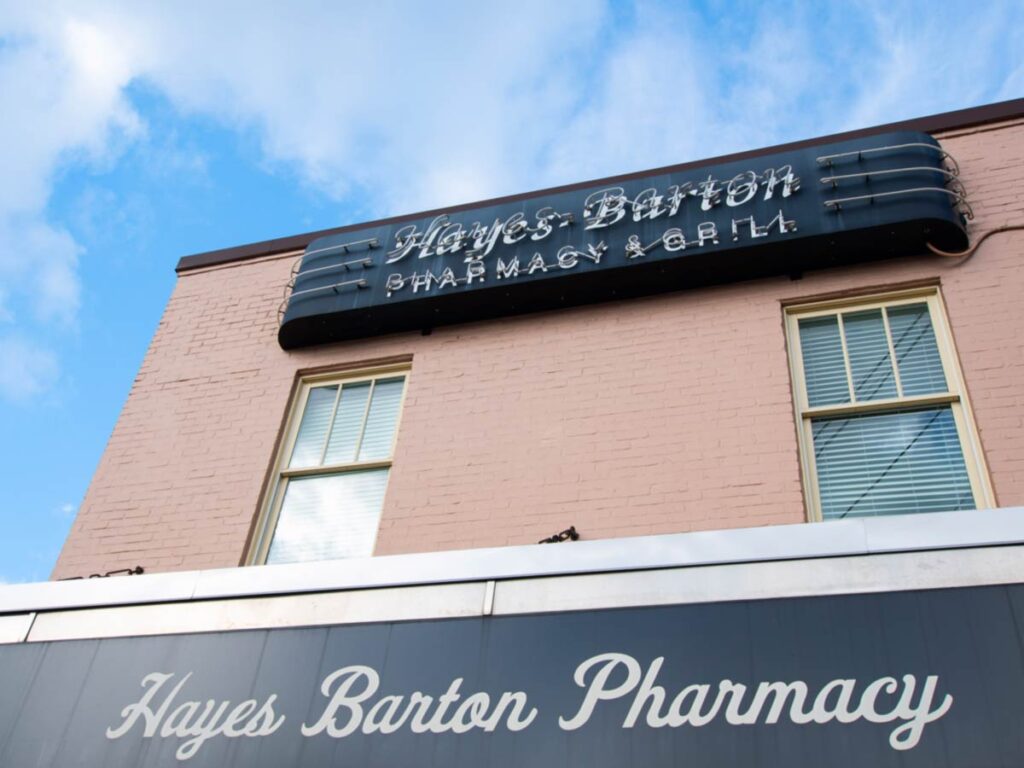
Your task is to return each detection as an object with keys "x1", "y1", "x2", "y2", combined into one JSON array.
[
  {"x1": 888, "y1": 304, "x2": 948, "y2": 396},
  {"x1": 843, "y1": 309, "x2": 897, "y2": 401},
  {"x1": 358, "y1": 377, "x2": 406, "y2": 460},
  {"x1": 288, "y1": 385, "x2": 337, "y2": 468},
  {"x1": 267, "y1": 468, "x2": 389, "y2": 564},
  {"x1": 798, "y1": 316, "x2": 850, "y2": 407},
  {"x1": 811, "y1": 407, "x2": 975, "y2": 520},
  {"x1": 323, "y1": 381, "x2": 371, "y2": 465}
]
